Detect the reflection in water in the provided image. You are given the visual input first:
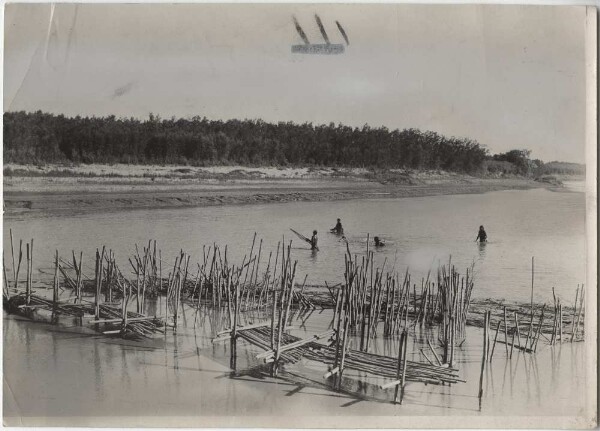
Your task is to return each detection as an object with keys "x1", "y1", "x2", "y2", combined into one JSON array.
[
  {"x1": 310, "y1": 248, "x2": 319, "y2": 262},
  {"x1": 477, "y1": 242, "x2": 487, "y2": 260},
  {"x1": 3, "y1": 290, "x2": 588, "y2": 421}
]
